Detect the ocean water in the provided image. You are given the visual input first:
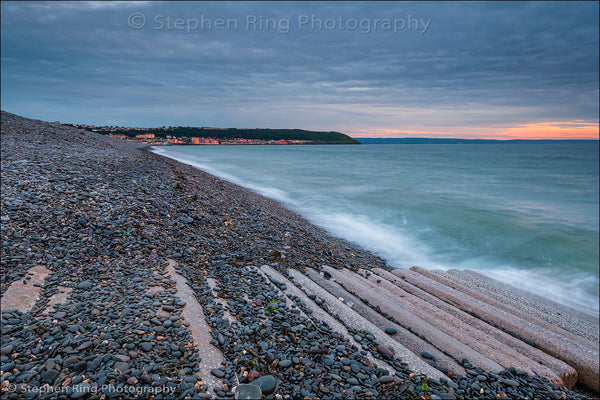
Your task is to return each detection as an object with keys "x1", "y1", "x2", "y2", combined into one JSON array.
[{"x1": 153, "y1": 143, "x2": 599, "y2": 316}]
